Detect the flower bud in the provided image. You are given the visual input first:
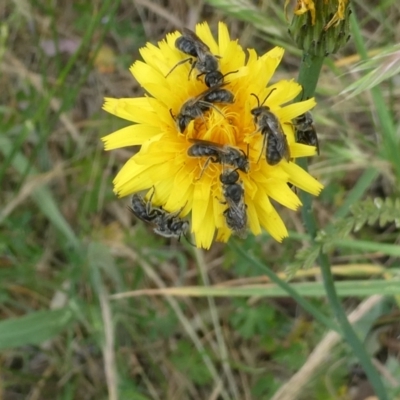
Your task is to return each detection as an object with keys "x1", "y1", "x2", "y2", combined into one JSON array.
[{"x1": 286, "y1": 0, "x2": 351, "y2": 56}]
